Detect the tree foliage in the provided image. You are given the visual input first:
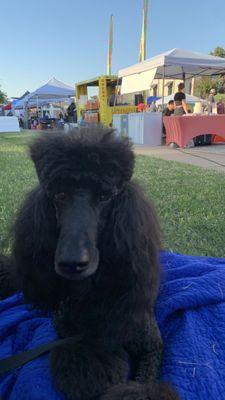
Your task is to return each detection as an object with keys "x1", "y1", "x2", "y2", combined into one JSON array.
[
  {"x1": 196, "y1": 77, "x2": 216, "y2": 99},
  {"x1": 210, "y1": 46, "x2": 225, "y2": 58},
  {"x1": 0, "y1": 86, "x2": 7, "y2": 104},
  {"x1": 196, "y1": 47, "x2": 225, "y2": 98}
]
